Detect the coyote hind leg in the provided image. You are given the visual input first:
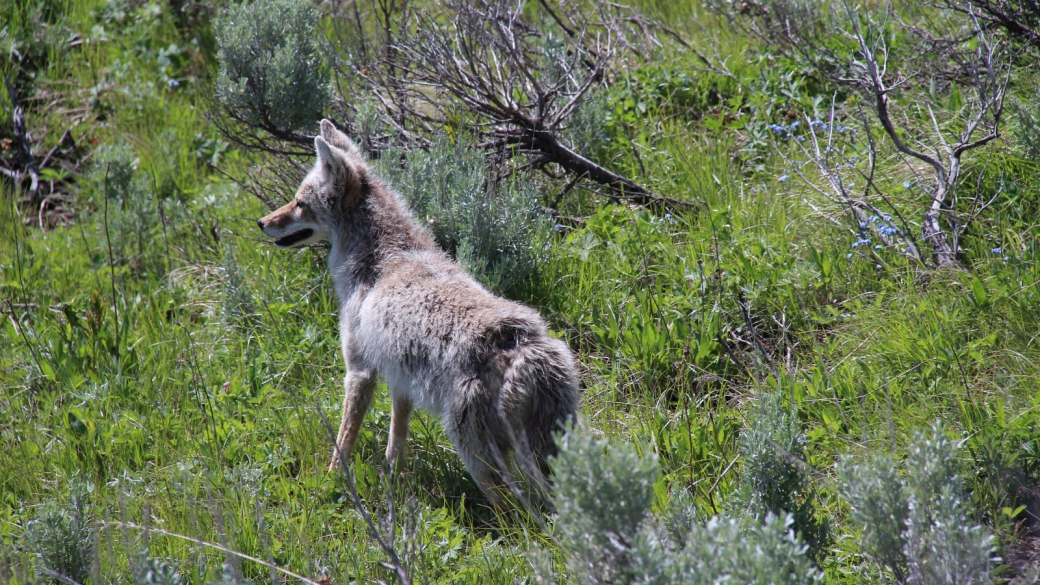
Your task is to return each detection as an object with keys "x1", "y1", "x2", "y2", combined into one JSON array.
[
  {"x1": 385, "y1": 395, "x2": 412, "y2": 469},
  {"x1": 329, "y1": 370, "x2": 376, "y2": 473}
]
